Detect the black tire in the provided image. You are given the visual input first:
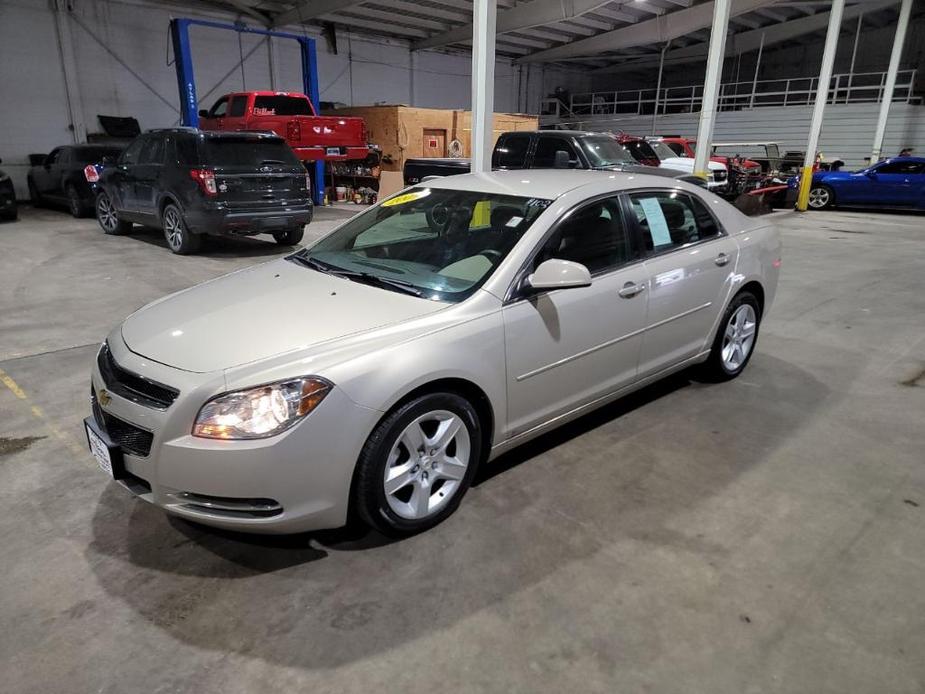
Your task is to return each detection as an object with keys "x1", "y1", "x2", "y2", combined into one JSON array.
[
  {"x1": 698, "y1": 291, "x2": 761, "y2": 382},
  {"x1": 66, "y1": 184, "x2": 86, "y2": 218},
  {"x1": 273, "y1": 225, "x2": 304, "y2": 246},
  {"x1": 0, "y1": 205, "x2": 17, "y2": 222},
  {"x1": 162, "y1": 203, "x2": 201, "y2": 255},
  {"x1": 354, "y1": 392, "x2": 483, "y2": 536},
  {"x1": 27, "y1": 177, "x2": 41, "y2": 206},
  {"x1": 807, "y1": 183, "x2": 835, "y2": 210},
  {"x1": 96, "y1": 192, "x2": 132, "y2": 235}
]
